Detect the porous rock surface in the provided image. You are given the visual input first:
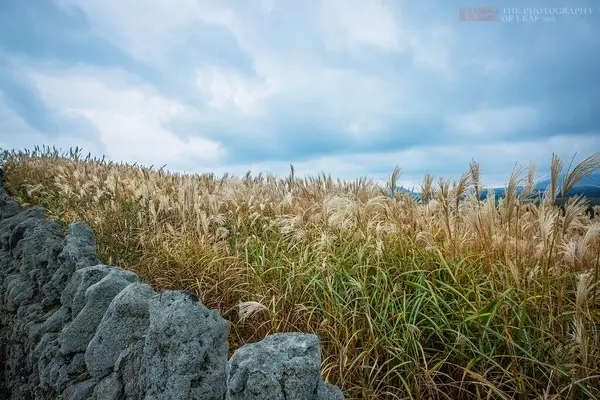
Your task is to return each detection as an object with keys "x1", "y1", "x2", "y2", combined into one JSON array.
[{"x1": 0, "y1": 168, "x2": 344, "y2": 399}]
